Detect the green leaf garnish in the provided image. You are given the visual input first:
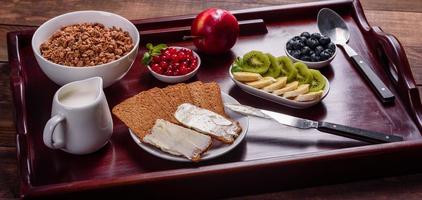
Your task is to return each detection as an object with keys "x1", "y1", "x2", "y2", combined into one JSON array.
[
  {"x1": 142, "y1": 52, "x2": 151, "y2": 65},
  {"x1": 142, "y1": 43, "x2": 168, "y2": 65}
]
